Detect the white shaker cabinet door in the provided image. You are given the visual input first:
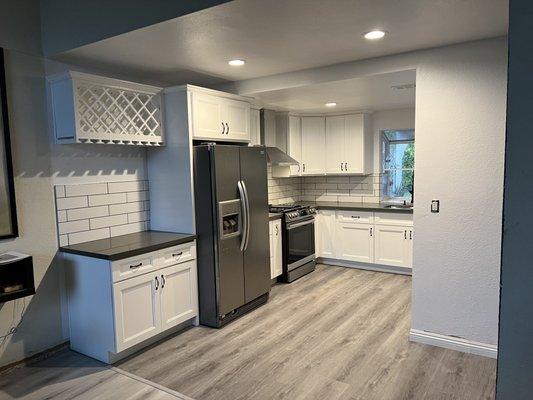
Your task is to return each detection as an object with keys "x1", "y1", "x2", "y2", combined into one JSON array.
[
  {"x1": 374, "y1": 225, "x2": 411, "y2": 268},
  {"x1": 335, "y1": 222, "x2": 374, "y2": 263},
  {"x1": 316, "y1": 210, "x2": 336, "y2": 258},
  {"x1": 325, "y1": 116, "x2": 345, "y2": 174},
  {"x1": 288, "y1": 116, "x2": 302, "y2": 176},
  {"x1": 159, "y1": 261, "x2": 198, "y2": 331},
  {"x1": 301, "y1": 116, "x2": 326, "y2": 175},
  {"x1": 113, "y1": 271, "x2": 161, "y2": 352},
  {"x1": 191, "y1": 92, "x2": 225, "y2": 140},
  {"x1": 223, "y1": 98, "x2": 251, "y2": 142}
]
